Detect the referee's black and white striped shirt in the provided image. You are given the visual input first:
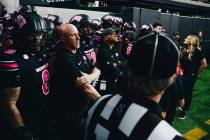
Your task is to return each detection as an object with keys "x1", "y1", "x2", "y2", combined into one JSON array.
[{"x1": 84, "y1": 94, "x2": 185, "y2": 140}]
